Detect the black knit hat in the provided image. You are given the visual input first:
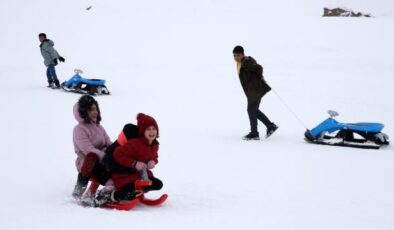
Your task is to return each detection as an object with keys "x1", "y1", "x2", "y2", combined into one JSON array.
[{"x1": 233, "y1": 45, "x2": 244, "y2": 54}]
